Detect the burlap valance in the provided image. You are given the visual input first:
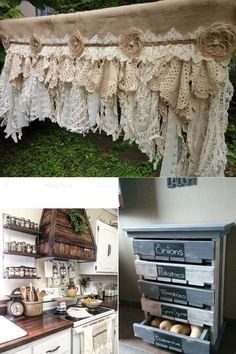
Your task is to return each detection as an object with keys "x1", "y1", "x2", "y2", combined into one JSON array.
[{"x1": 0, "y1": 0, "x2": 236, "y2": 176}]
